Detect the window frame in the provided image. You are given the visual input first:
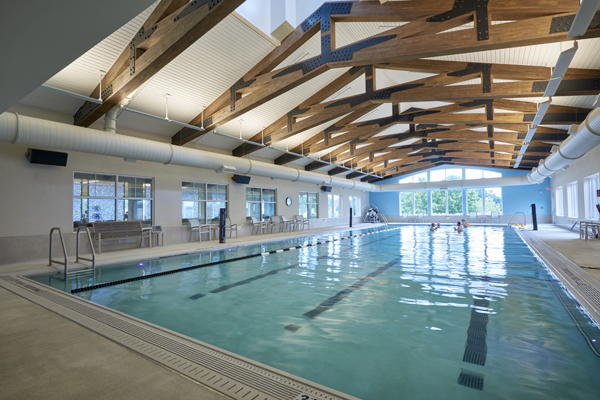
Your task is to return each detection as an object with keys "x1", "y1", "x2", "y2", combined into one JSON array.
[
  {"x1": 246, "y1": 187, "x2": 276, "y2": 222},
  {"x1": 583, "y1": 174, "x2": 599, "y2": 220},
  {"x1": 555, "y1": 186, "x2": 564, "y2": 217},
  {"x1": 328, "y1": 194, "x2": 342, "y2": 218},
  {"x1": 73, "y1": 172, "x2": 153, "y2": 229},
  {"x1": 299, "y1": 191, "x2": 318, "y2": 219},
  {"x1": 349, "y1": 196, "x2": 361, "y2": 217},
  {"x1": 567, "y1": 181, "x2": 578, "y2": 218},
  {"x1": 182, "y1": 181, "x2": 228, "y2": 224}
]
